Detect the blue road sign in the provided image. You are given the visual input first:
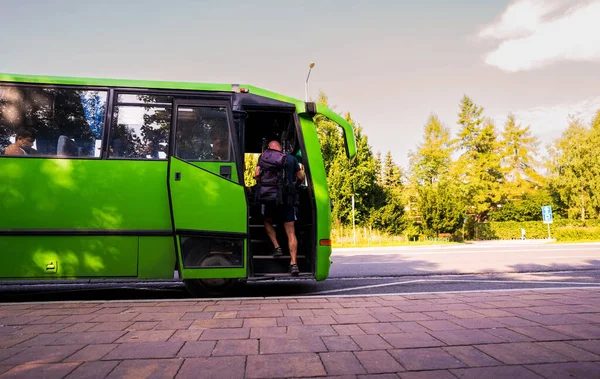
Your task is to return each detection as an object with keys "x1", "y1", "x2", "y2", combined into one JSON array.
[{"x1": 542, "y1": 205, "x2": 553, "y2": 224}]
